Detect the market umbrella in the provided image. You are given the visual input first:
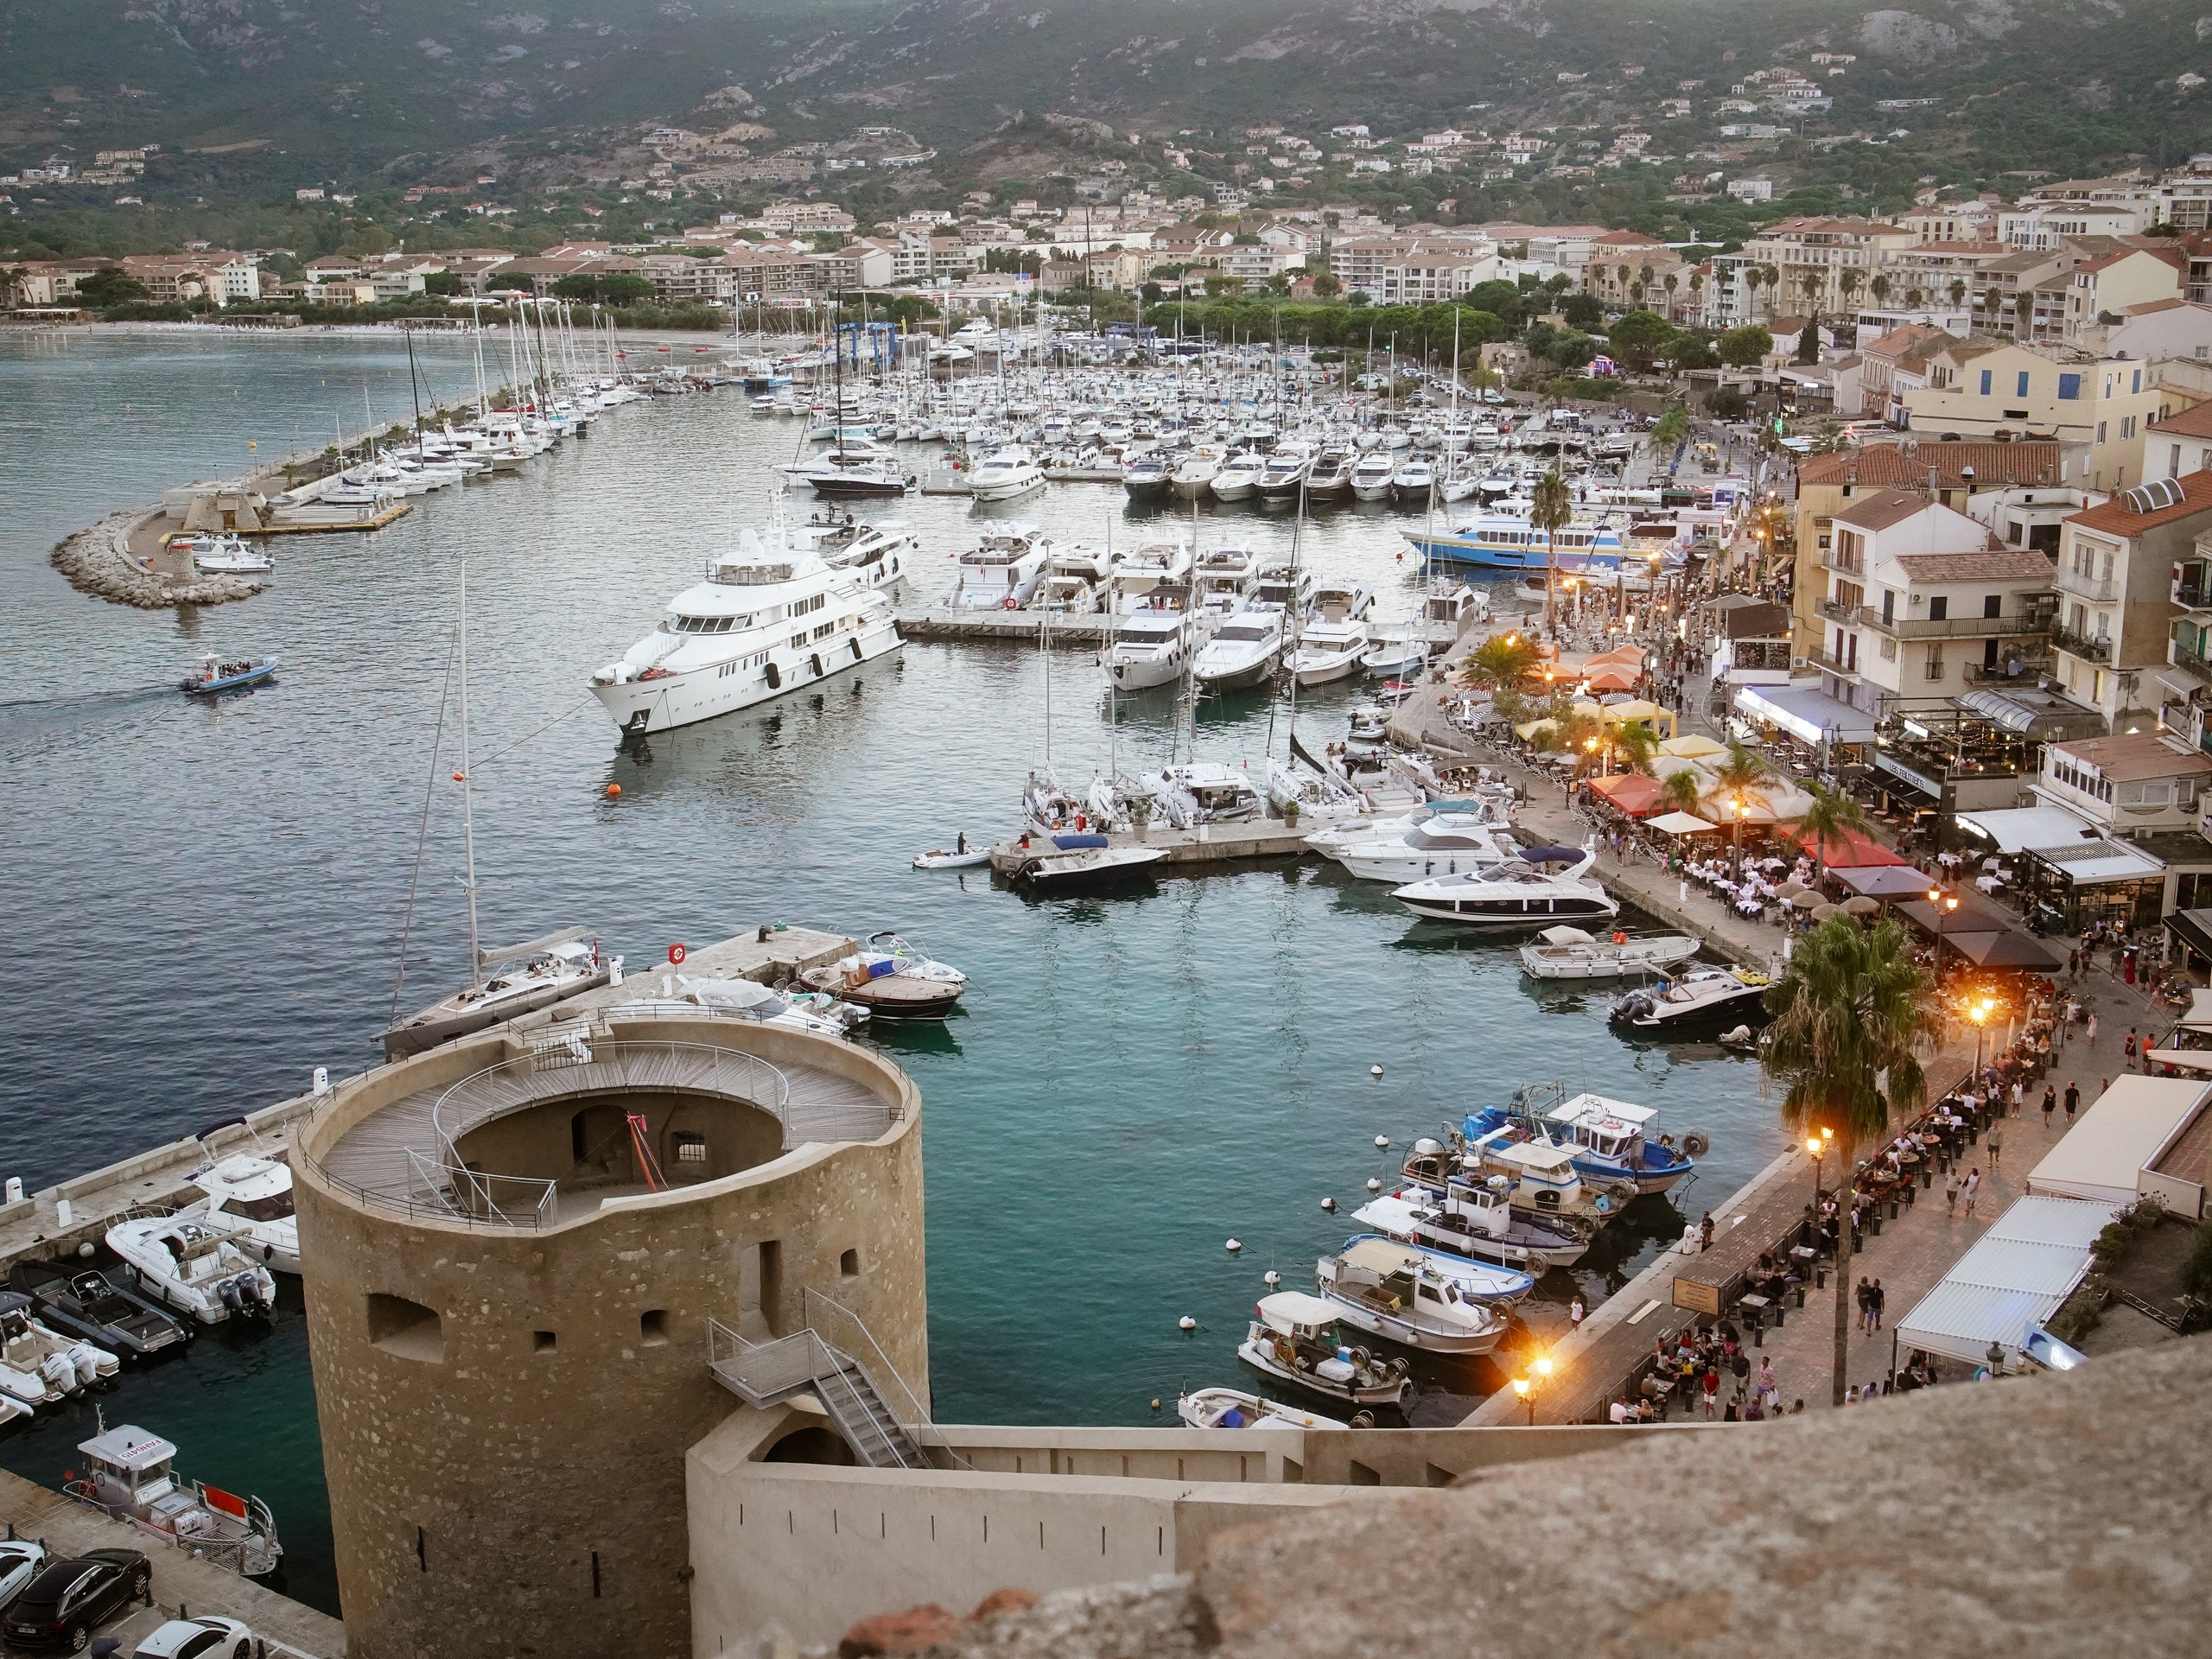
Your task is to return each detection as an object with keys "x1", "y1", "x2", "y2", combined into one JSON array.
[
  {"x1": 1585, "y1": 664, "x2": 1640, "y2": 692},
  {"x1": 1810, "y1": 902, "x2": 1847, "y2": 921},
  {"x1": 1777, "y1": 880, "x2": 1809, "y2": 899},
  {"x1": 1841, "y1": 894, "x2": 1881, "y2": 916},
  {"x1": 1791, "y1": 890, "x2": 1821, "y2": 910},
  {"x1": 1659, "y1": 734, "x2": 1726, "y2": 759}
]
